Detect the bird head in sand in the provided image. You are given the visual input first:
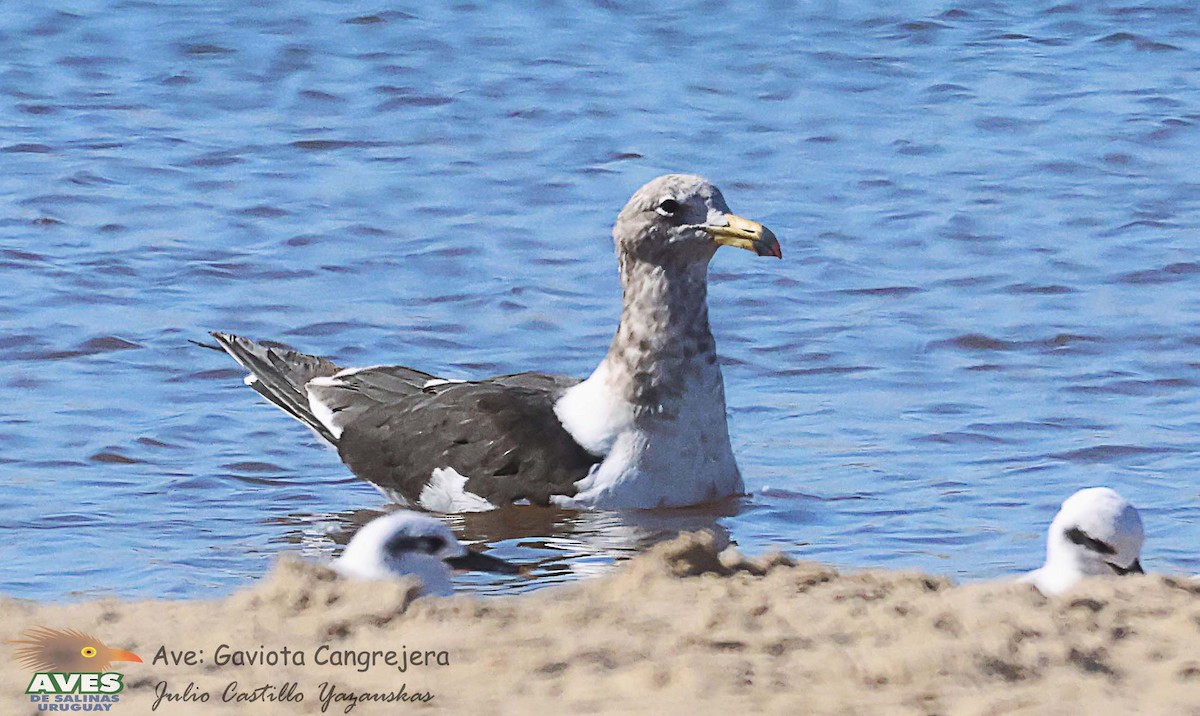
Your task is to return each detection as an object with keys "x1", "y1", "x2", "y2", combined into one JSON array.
[
  {"x1": 332, "y1": 511, "x2": 524, "y2": 596},
  {"x1": 1021, "y1": 487, "x2": 1144, "y2": 596}
]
